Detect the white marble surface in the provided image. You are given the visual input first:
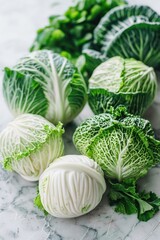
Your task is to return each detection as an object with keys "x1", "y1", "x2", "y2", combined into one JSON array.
[{"x1": 1, "y1": 0, "x2": 160, "y2": 239}]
